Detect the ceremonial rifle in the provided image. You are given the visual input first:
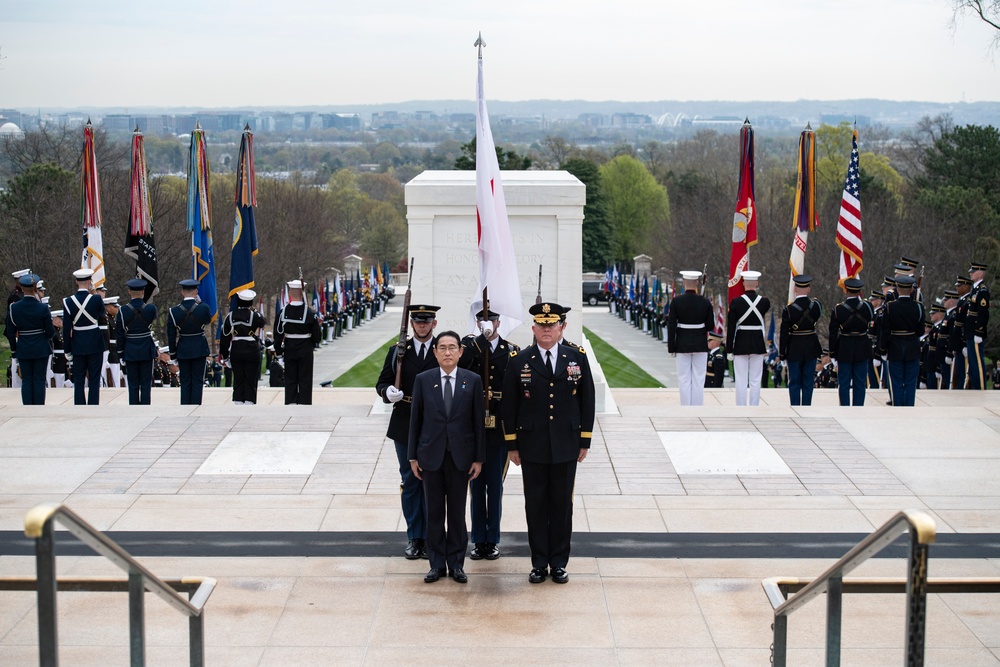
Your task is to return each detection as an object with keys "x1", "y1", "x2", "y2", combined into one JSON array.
[
  {"x1": 700, "y1": 263, "x2": 708, "y2": 296},
  {"x1": 480, "y1": 287, "x2": 495, "y2": 428},
  {"x1": 532, "y1": 264, "x2": 543, "y2": 345},
  {"x1": 394, "y1": 258, "x2": 414, "y2": 389}
]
